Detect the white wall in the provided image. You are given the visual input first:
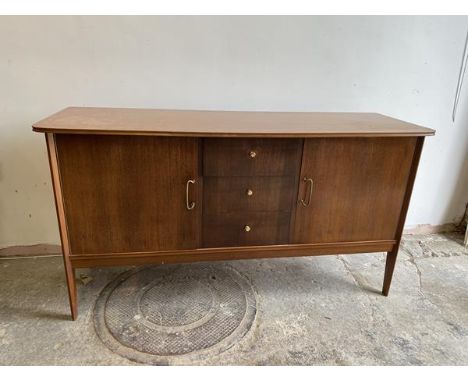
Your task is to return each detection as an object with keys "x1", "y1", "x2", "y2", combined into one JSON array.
[{"x1": 1, "y1": 16, "x2": 468, "y2": 247}]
